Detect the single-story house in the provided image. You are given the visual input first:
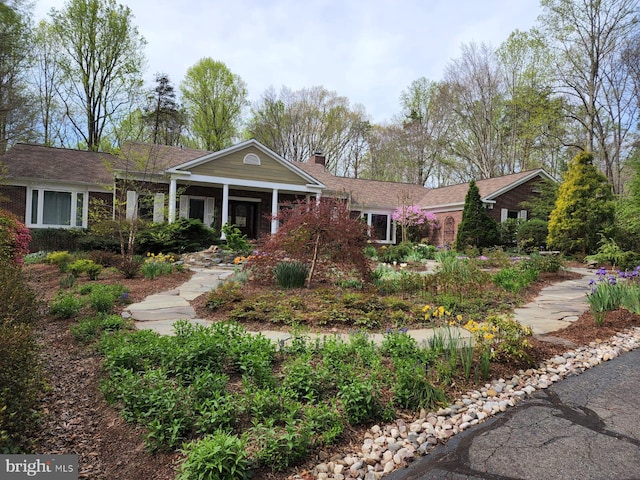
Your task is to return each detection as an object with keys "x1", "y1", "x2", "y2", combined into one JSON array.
[{"x1": 0, "y1": 139, "x2": 555, "y2": 246}]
